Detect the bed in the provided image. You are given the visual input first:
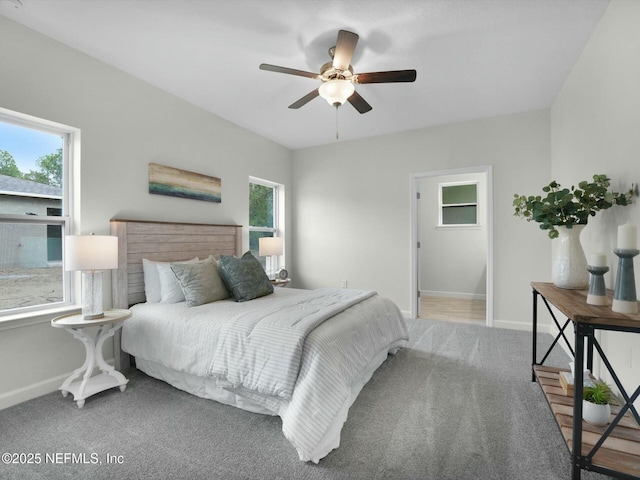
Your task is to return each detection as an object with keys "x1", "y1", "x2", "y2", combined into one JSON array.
[{"x1": 110, "y1": 219, "x2": 408, "y2": 462}]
